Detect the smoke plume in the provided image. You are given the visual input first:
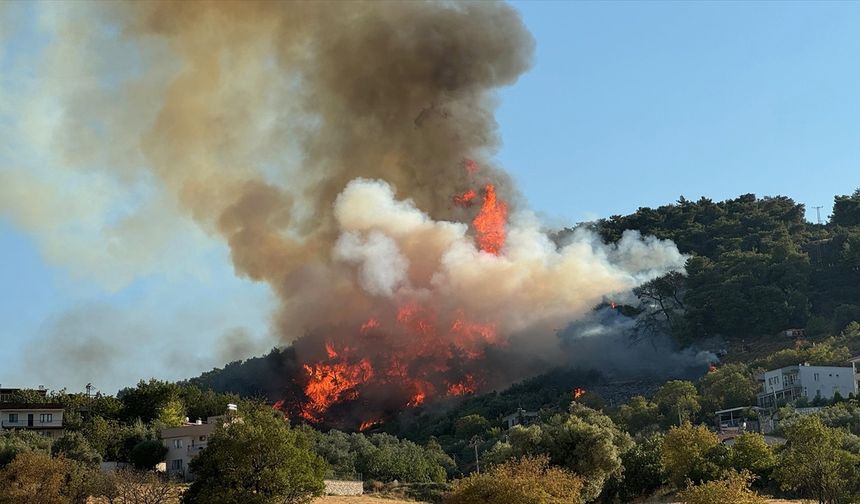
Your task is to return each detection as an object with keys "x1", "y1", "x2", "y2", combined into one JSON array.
[{"x1": 1, "y1": 1, "x2": 688, "y2": 422}]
